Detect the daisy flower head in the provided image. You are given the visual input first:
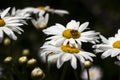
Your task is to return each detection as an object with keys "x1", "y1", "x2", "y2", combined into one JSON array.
[
  {"x1": 43, "y1": 20, "x2": 99, "y2": 48},
  {"x1": 0, "y1": 7, "x2": 25, "y2": 42},
  {"x1": 40, "y1": 42, "x2": 96, "y2": 69},
  {"x1": 93, "y1": 29, "x2": 120, "y2": 59},
  {"x1": 31, "y1": 13, "x2": 49, "y2": 29},
  {"x1": 81, "y1": 66, "x2": 102, "y2": 80},
  {"x1": 37, "y1": 6, "x2": 69, "y2": 16}
]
